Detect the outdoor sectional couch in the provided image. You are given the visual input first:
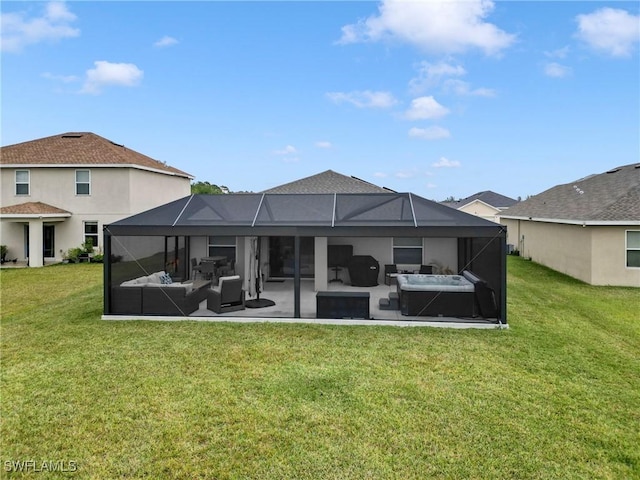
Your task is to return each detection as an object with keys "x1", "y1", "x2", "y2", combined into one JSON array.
[{"x1": 111, "y1": 271, "x2": 211, "y2": 316}]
